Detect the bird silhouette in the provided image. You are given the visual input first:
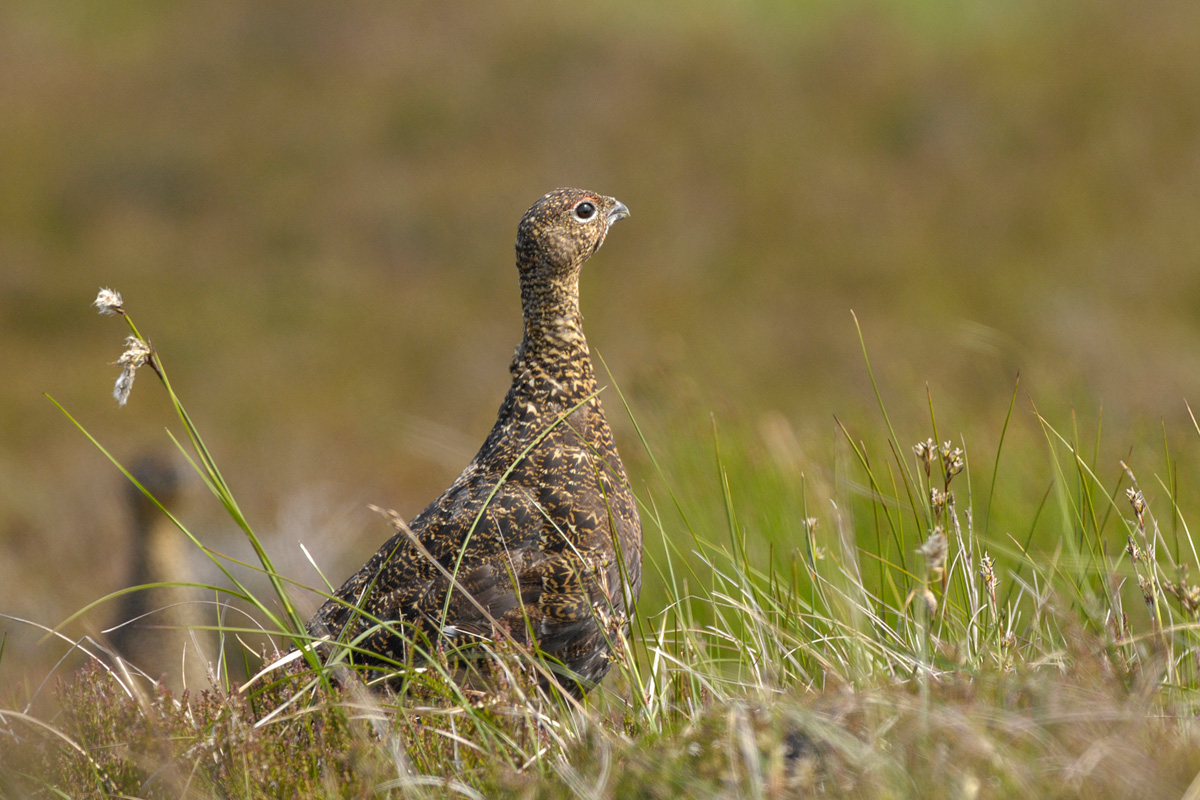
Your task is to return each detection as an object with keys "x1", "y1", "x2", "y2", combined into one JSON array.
[
  {"x1": 306, "y1": 188, "x2": 642, "y2": 696},
  {"x1": 110, "y1": 455, "x2": 211, "y2": 689}
]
